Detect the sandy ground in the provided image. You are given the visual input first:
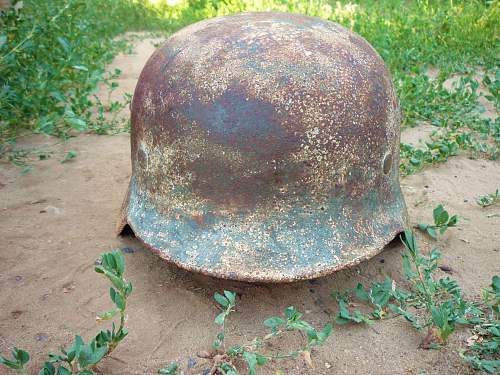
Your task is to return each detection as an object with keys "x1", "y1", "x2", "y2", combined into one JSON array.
[{"x1": 1, "y1": 35, "x2": 499, "y2": 375}]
